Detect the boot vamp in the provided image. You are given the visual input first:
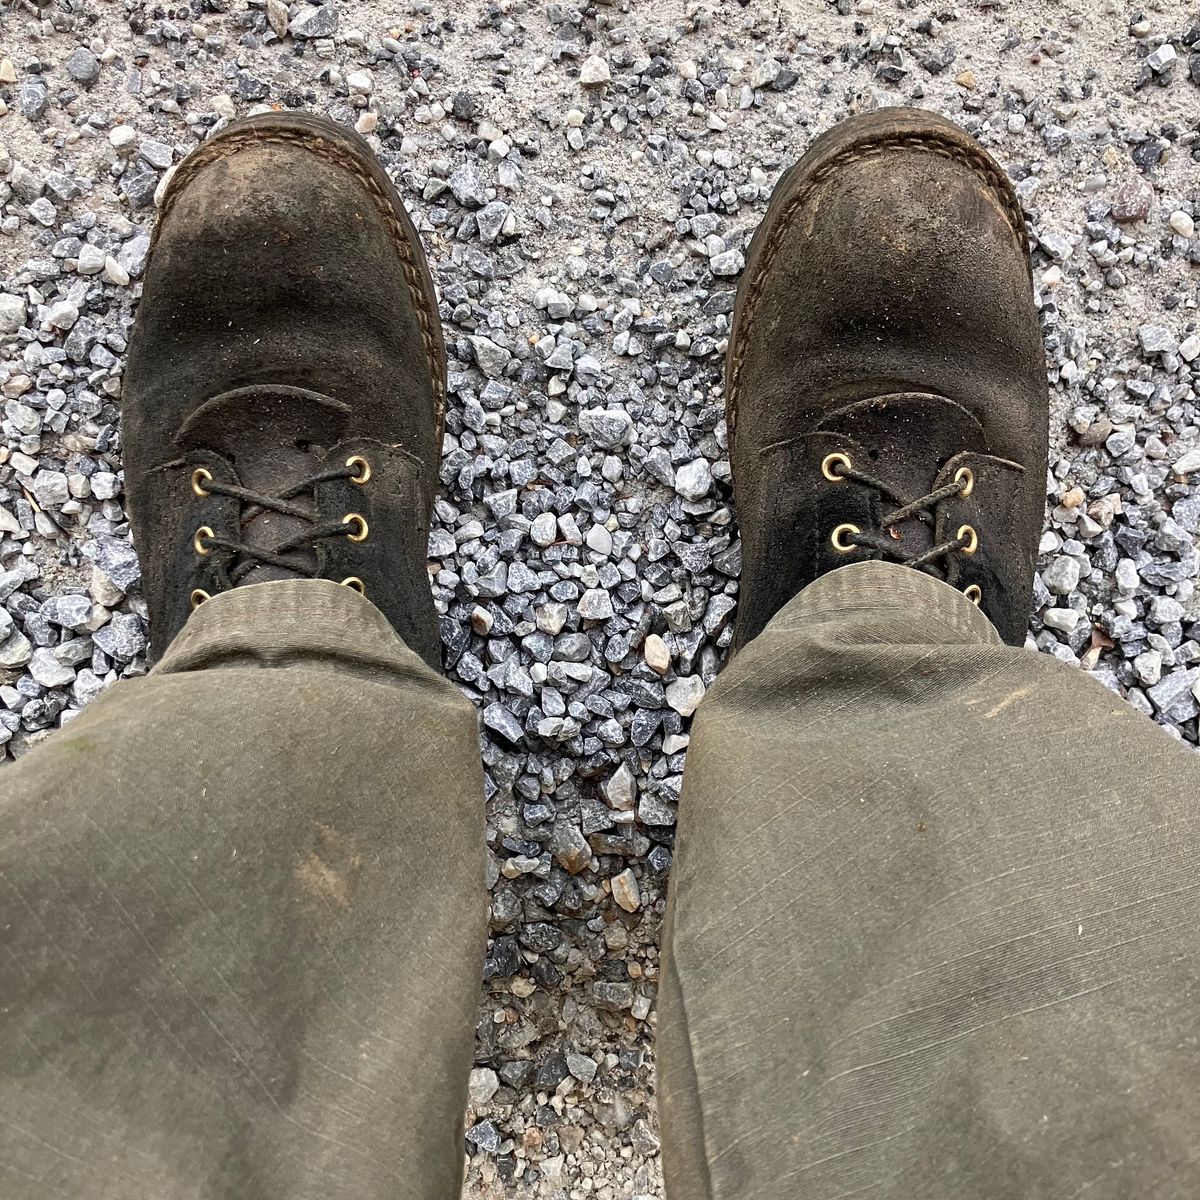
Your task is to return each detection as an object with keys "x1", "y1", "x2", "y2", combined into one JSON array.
[
  {"x1": 735, "y1": 143, "x2": 1045, "y2": 468},
  {"x1": 124, "y1": 127, "x2": 441, "y2": 486}
]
